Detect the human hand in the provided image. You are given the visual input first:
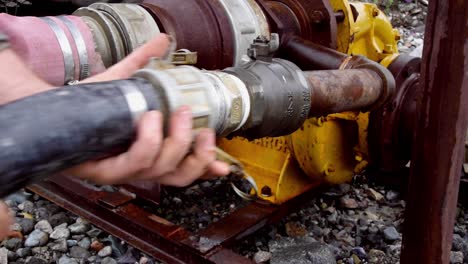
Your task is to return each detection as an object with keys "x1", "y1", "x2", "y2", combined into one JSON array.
[
  {"x1": 68, "y1": 34, "x2": 230, "y2": 186},
  {"x1": 0, "y1": 201, "x2": 13, "y2": 241}
]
